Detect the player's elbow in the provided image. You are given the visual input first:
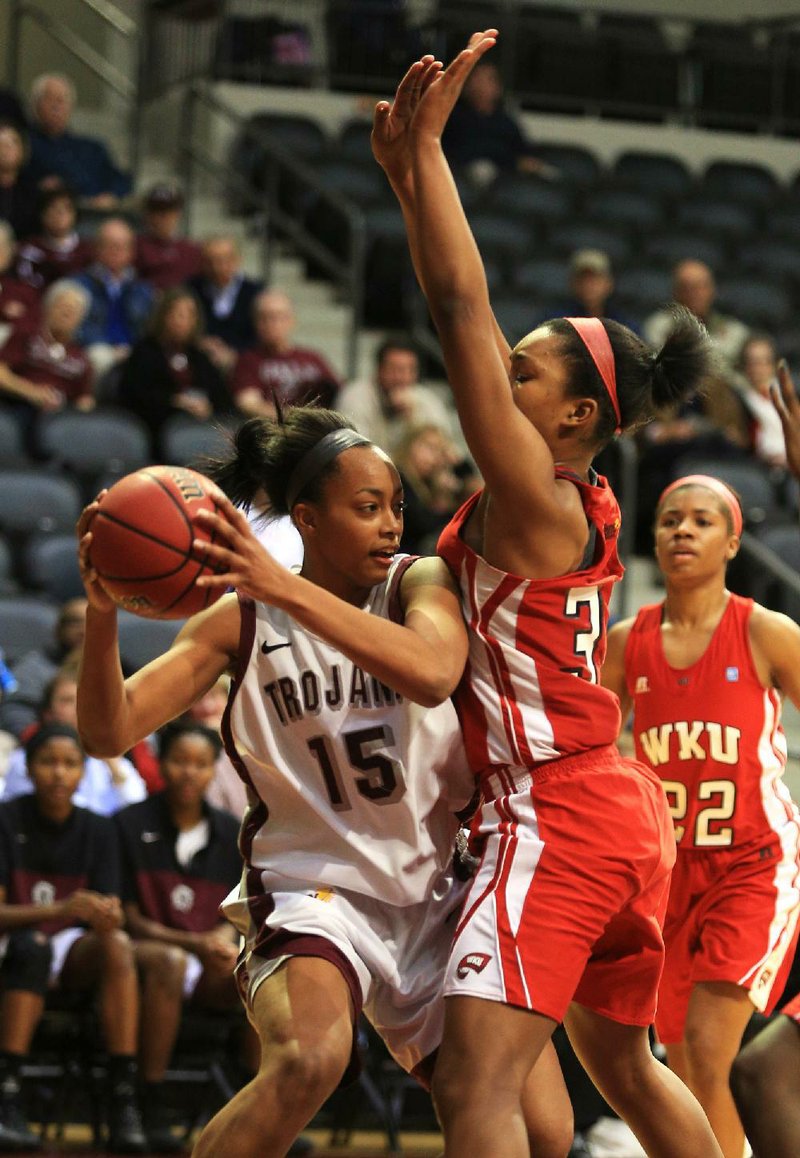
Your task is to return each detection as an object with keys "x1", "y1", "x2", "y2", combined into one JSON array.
[{"x1": 78, "y1": 723, "x2": 127, "y2": 760}]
